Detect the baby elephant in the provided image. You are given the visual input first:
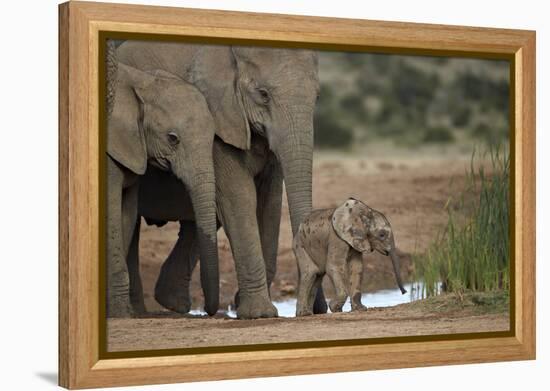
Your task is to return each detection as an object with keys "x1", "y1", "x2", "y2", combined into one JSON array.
[{"x1": 293, "y1": 198, "x2": 407, "y2": 316}]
